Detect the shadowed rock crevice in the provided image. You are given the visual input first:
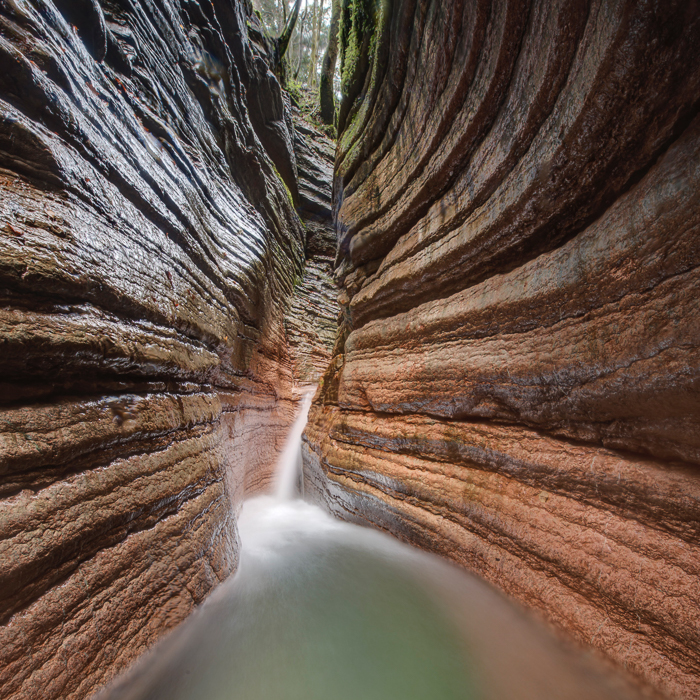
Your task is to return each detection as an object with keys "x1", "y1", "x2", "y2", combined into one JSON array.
[{"x1": 284, "y1": 107, "x2": 338, "y2": 387}]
